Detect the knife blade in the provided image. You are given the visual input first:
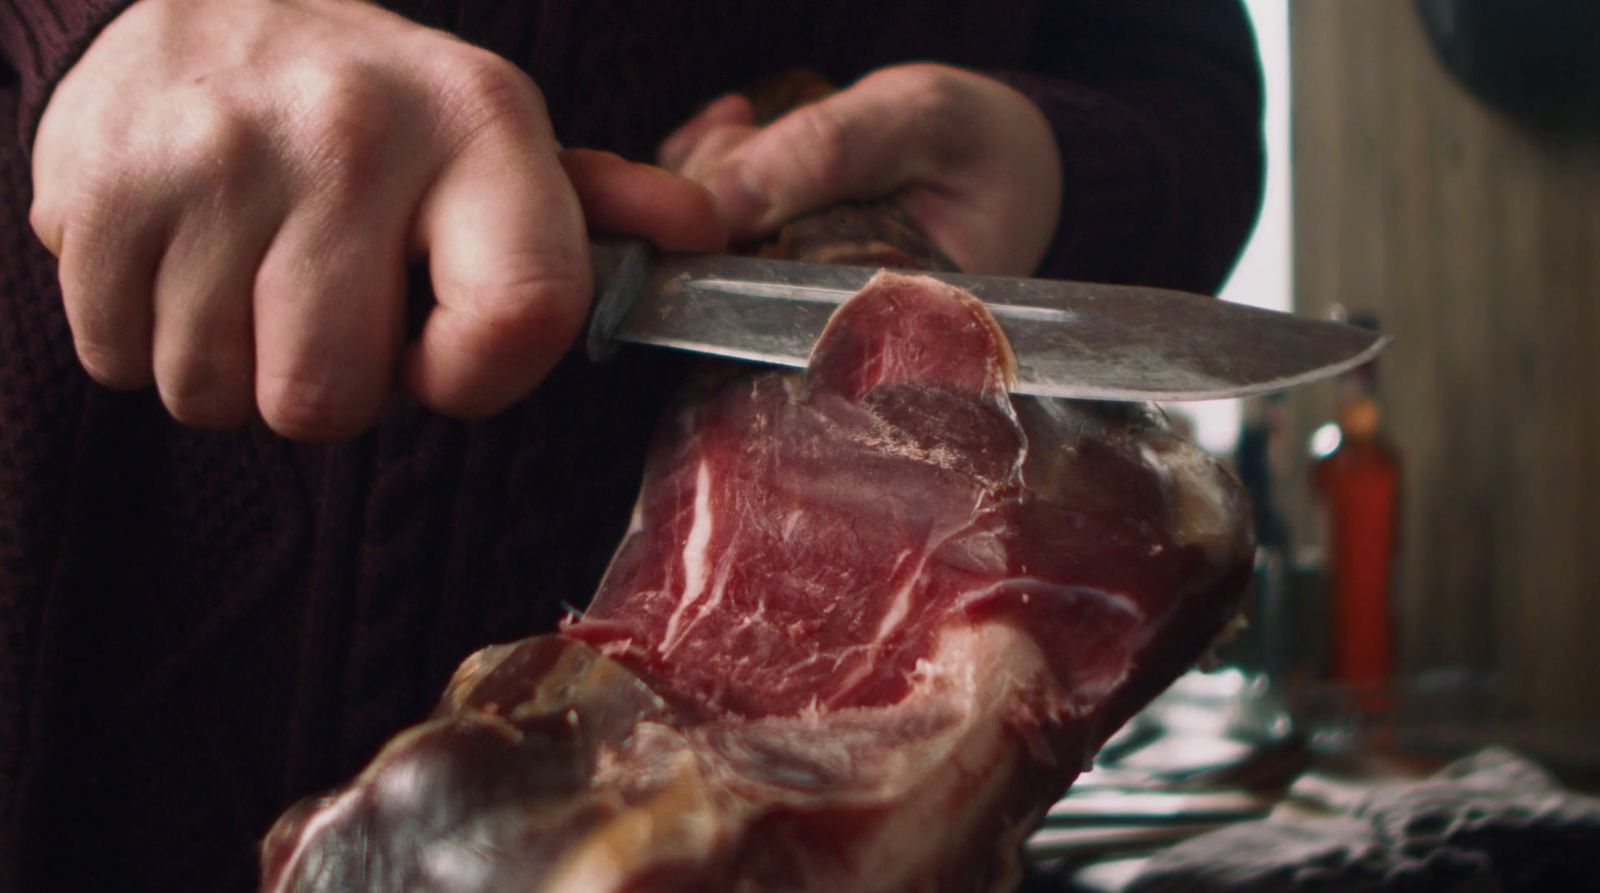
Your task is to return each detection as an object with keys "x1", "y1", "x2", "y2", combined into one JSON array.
[{"x1": 586, "y1": 240, "x2": 1389, "y2": 402}]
